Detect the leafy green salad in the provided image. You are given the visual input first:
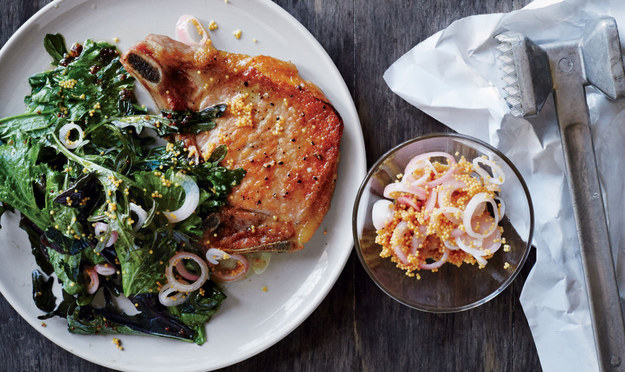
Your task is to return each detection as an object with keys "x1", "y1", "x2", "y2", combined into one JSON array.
[{"x1": 0, "y1": 34, "x2": 245, "y2": 344}]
